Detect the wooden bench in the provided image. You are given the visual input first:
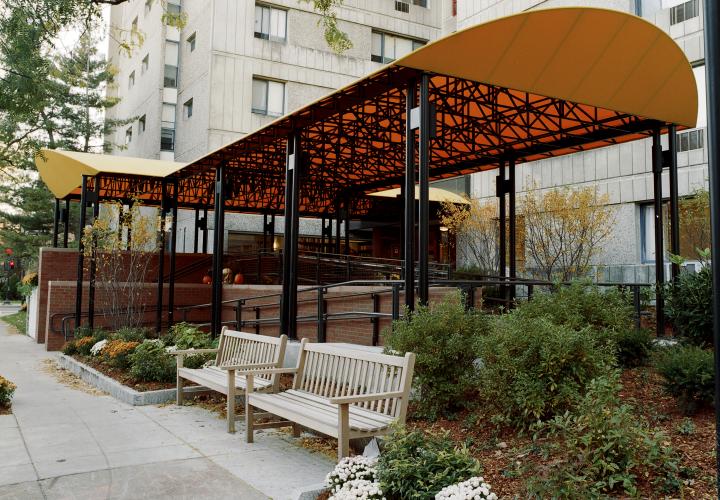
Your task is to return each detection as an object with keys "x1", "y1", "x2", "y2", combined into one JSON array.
[
  {"x1": 173, "y1": 327, "x2": 287, "y2": 433},
  {"x1": 224, "y1": 339, "x2": 415, "y2": 461}
]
